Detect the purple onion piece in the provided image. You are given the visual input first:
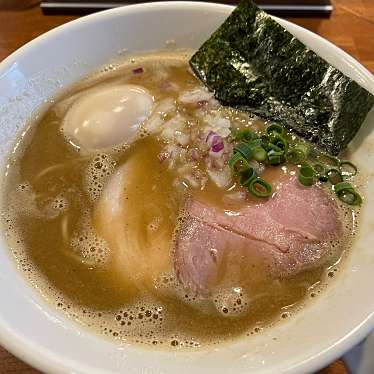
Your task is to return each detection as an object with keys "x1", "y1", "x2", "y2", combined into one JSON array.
[
  {"x1": 158, "y1": 152, "x2": 170, "y2": 163},
  {"x1": 211, "y1": 135, "x2": 221, "y2": 145},
  {"x1": 211, "y1": 142, "x2": 224, "y2": 152},
  {"x1": 205, "y1": 130, "x2": 216, "y2": 143},
  {"x1": 210, "y1": 134, "x2": 224, "y2": 152},
  {"x1": 197, "y1": 100, "x2": 208, "y2": 107},
  {"x1": 133, "y1": 67, "x2": 144, "y2": 74},
  {"x1": 190, "y1": 149, "x2": 199, "y2": 161}
]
